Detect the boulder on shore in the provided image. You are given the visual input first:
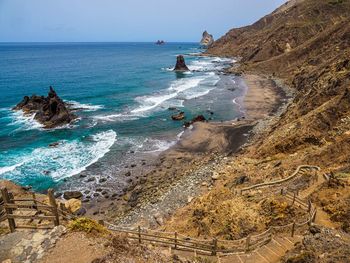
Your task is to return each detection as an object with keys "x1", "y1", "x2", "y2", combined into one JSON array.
[
  {"x1": 200, "y1": 31, "x2": 214, "y2": 47},
  {"x1": 174, "y1": 55, "x2": 189, "y2": 71},
  {"x1": 63, "y1": 191, "x2": 83, "y2": 200},
  {"x1": 13, "y1": 86, "x2": 76, "y2": 129}
]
